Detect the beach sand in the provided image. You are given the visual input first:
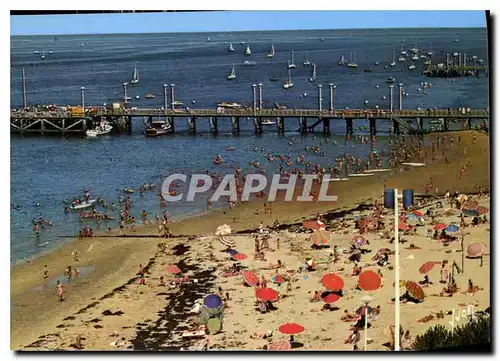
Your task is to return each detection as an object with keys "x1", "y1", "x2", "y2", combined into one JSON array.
[{"x1": 11, "y1": 131, "x2": 490, "y2": 350}]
